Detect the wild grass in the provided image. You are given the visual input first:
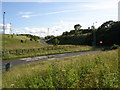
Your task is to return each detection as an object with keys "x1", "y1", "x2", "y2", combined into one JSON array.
[
  {"x1": 2, "y1": 34, "x2": 95, "y2": 60},
  {"x1": 3, "y1": 45, "x2": 94, "y2": 60},
  {"x1": 2, "y1": 49, "x2": 119, "y2": 88},
  {"x1": 2, "y1": 34, "x2": 45, "y2": 50}
]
